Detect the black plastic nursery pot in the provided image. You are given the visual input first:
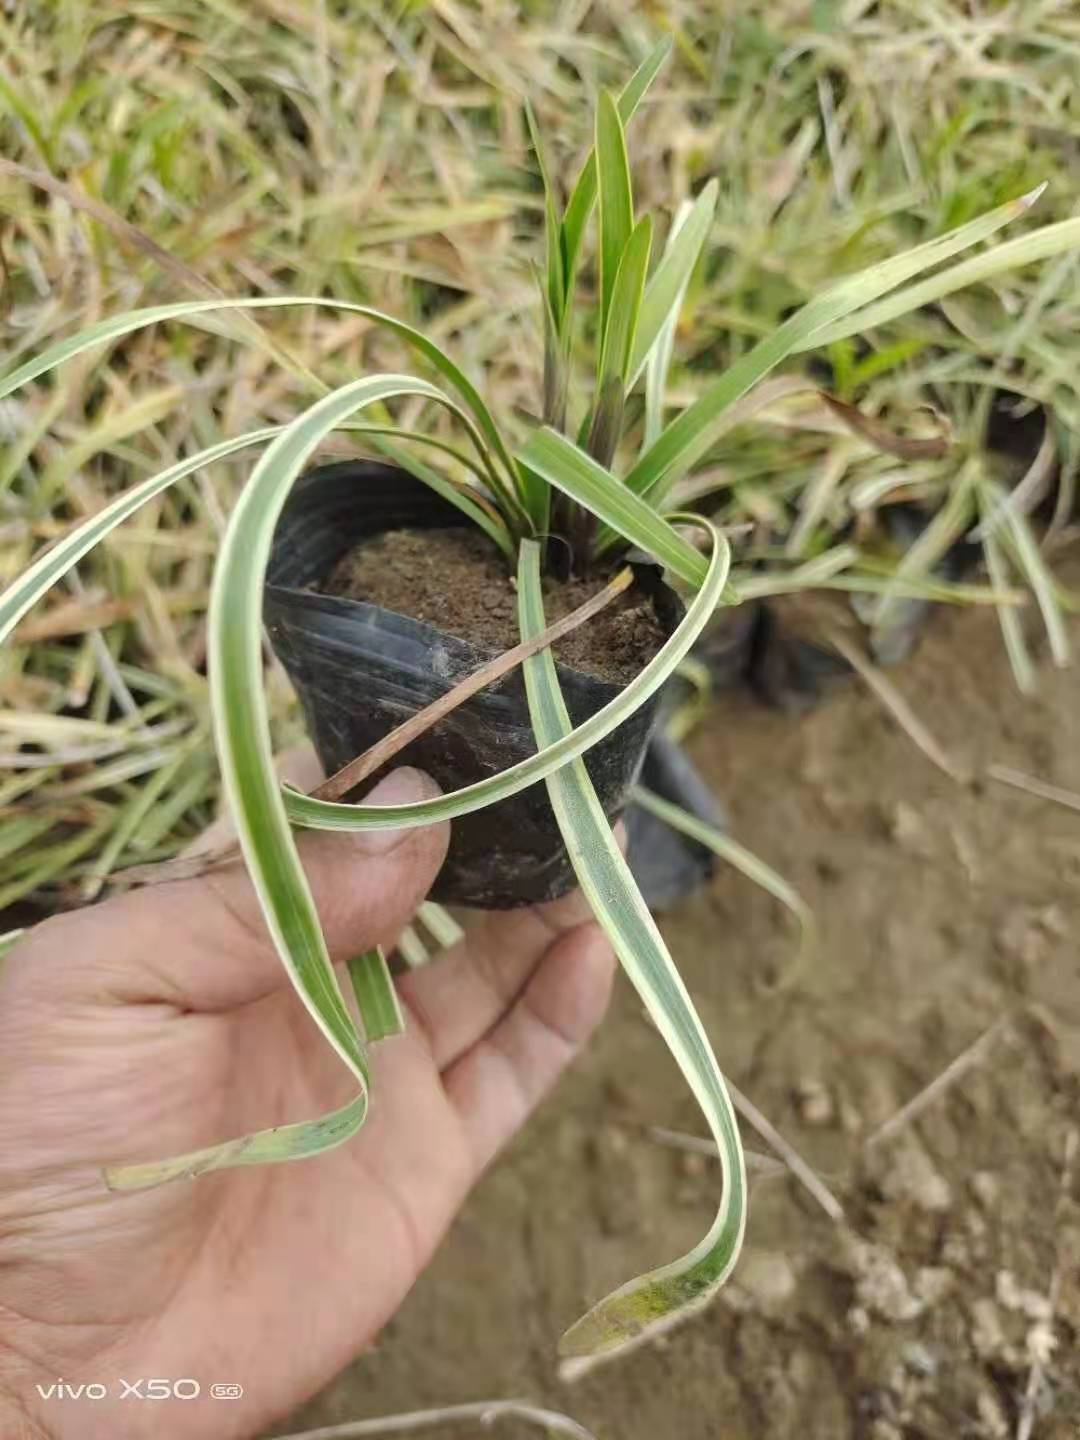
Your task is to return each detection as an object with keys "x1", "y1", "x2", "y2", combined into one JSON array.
[{"x1": 265, "y1": 460, "x2": 683, "y2": 909}]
